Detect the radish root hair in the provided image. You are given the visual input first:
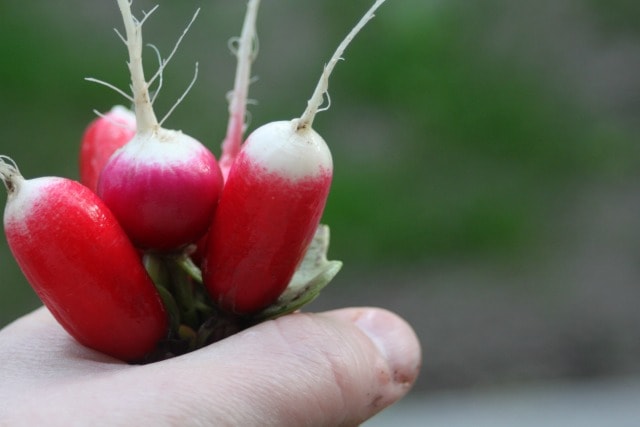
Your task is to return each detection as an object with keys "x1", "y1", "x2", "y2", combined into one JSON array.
[
  {"x1": 146, "y1": 43, "x2": 164, "y2": 104},
  {"x1": 146, "y1": 8, "x2": 200, "y2": 90},
  {"x1": 96, "y1": 0, "x2": 201, "y2": 133},
  {"x1": 296, "y1": 0, "x2": 387, "y2": 131},
  {"x1": 159, "y1": 62, "x2": 199, "y2": 127},
  {"x1": 85, "y1": 37, "x2": 190, "y2": 123},
  {"x1": 84, "y1": 77, "x2": 134, "y2": 103}
]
